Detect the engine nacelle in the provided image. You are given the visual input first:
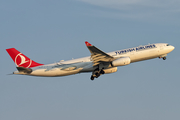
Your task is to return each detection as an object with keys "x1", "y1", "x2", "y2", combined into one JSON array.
[
  {"x1": 103, "y1": 67, "x2": 118, "y2": 74},
  {"x1": 111, "y1": 57, "x2": 131, "y2": 67}
]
